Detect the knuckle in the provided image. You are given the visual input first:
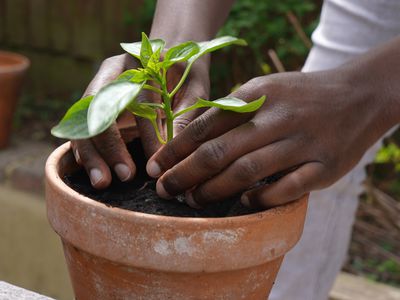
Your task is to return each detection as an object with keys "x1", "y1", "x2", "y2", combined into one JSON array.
[
  {"x1": 289, "y1": 172, "x2": 307, "y2": 196},
  {"x1": 162, "y1": 143, "x2": 180, "y2": 165},
  {"x1": 173, "y1": 117, "x2": 191, "y2": 132},
  {"x1": 233, "y1": 157, "x2": 262, "y2": 182},
  {"x1": 94, "y1": 128, "x2": 126, "y2": 162},
  {"x1": 195, "y1": 141, "x2": 227, "y2": 170},
  {"x1": 189, "y1": 116, "x2": 209, "y2": 142},
  {"x1": 101, "y1": 55, "x2": 123, "y2": 67}
]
